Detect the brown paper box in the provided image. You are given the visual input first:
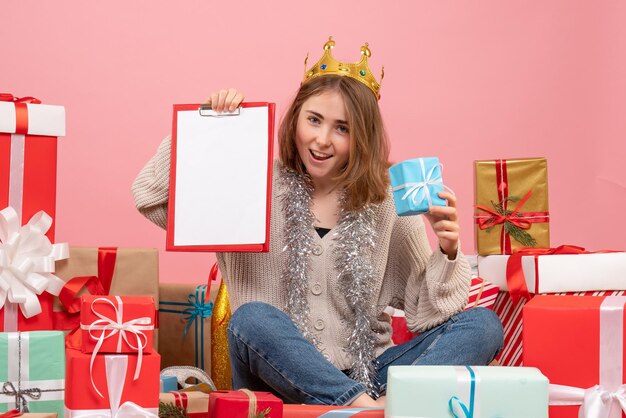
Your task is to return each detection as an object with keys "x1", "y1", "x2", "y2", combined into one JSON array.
[
  {"x1": 20, "y1": 414, "x2": 58, "y2": 418},
  {"x1": 159, "y1": 391, "x2": 209, "y2": 413},
  {"x1": 53, "y1": 247, "x2": 160, "y2": 349},
  {"x1": 159, "y1": 282, "x2": 218, "y2": 374},
  {"x1": 474, "y1": 158, "x2": 550, "y2": 255}
]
